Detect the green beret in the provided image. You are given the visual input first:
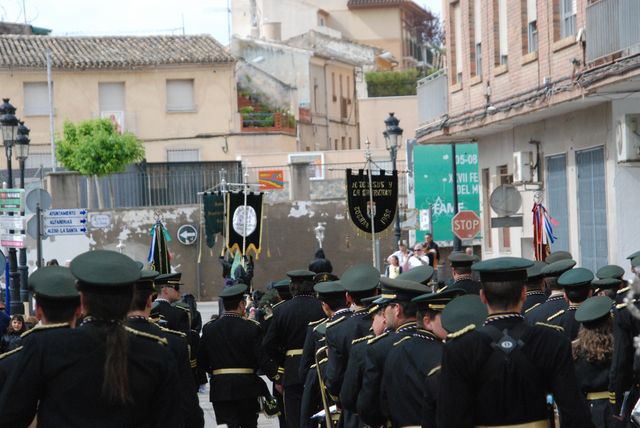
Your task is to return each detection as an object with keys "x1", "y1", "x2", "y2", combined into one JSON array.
[
  {"x1": 541, "y1": 259, "x2": 576, "y2": 278},
  {"x1": 627, "y1": 250, "x2": 640, "y2": 260},
  {"x1": 397, "y1": 265, "x2": 434, "y2": 285},
  {"x1": 526, "y1": 261, "x2": 548, "y2": 282},
  {"x1": 592, "y1": 278, "x2": 621, "y2": 293},
  {"x1": 155, "y1": 272, "x2": 182, "y2": 286},
  {"x1": 313, "y1": 272, "x2": 339, "y2": 284},
  {"x1": 341, "y1": 263, "x2": 380, "y2": 292},
  {"x1": 448, "y1": 252, "x2": 478, "y2": 267},
  {"x1": 596, "y1": 265, "x2": 625, "y2": 280},
  {"x1": 631, "y1": 256, "x2": 640, "y2": 268},
  {"x1": 135, "y1": 269, "x2": 160, "y2": 291},
  {"x1": 220, "y1": 284, "x2": 248, "y2": 299},
  {"x1": 412, "y1": 287, "x2": 466, "y2": 312},
  {"x1": 29, "y1": 266, "x2": 79, "y2": 300},
  {"x1": 70, "y1": 250, "x2": 141, "y2": 288},
  {"x1": 441, "y1": 295, "x2": 488, "y2": 333},
  {"x1": 287, "y1": 270, "x2": 316, "y2": 281},
  {"x1": 471, "y1": 257, "x2": 534, "y2": 282},
  {"x1": 575, "y1": 296, "x2": 613, "y2": 324},
  {"x1": 546, "y1": 251, "x2": 573, "y2": 264},
  {"x1": 376, "y1": 277, "x2": 429, "y2": 303},
  {"x1": 558, "y1": 267, "x2": 594, "y2": 288},
  {"x1": 273, "y1": 279, "x2": 291, "y2": 289},
  {"x1": 314, "y1": 280, "x2": 345, "y2": 295}
]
